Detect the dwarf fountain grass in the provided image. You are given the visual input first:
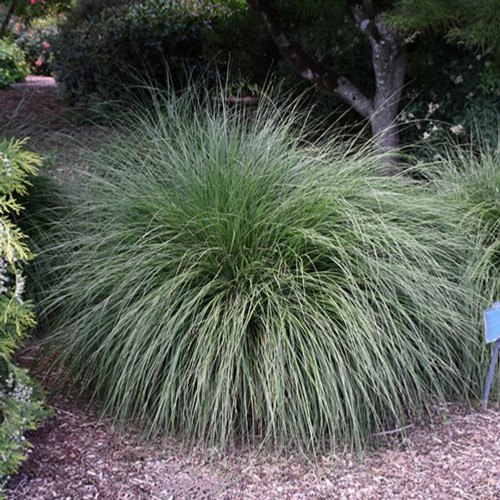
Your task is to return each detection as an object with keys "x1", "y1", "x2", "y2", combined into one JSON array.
[{"x1": 35, "y1": 89, "x2": 486, "y2": 452}]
